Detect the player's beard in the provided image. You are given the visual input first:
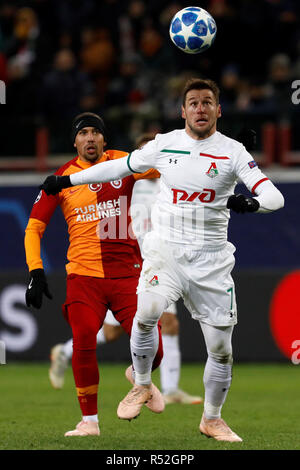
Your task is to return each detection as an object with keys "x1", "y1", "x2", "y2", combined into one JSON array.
[
  {"x1": 82, "y1": 145, "x2": 101, "y2": 163},
  {"x1": 83, "y1": 152, "x2": 100, "y2": 162},
  {"x1": 187, "y1": 119, "x2": 216, "y2": 140}
]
